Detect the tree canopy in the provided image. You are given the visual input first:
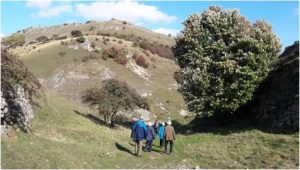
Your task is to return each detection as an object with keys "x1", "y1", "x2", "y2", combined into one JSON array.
[
  {"x1": 82, "y1": 79, "x2": 149, "y2": 127},
  {"x1": 173, "y1": 6, "x2": 281, "y2": 117}
]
